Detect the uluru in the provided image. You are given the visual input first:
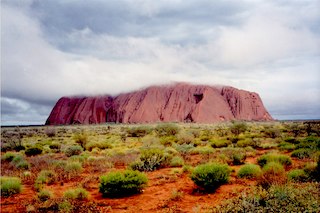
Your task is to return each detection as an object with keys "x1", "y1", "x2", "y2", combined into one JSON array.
[{"x1": 45, "y1": 83, "x2": 273, "y2": 125}]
